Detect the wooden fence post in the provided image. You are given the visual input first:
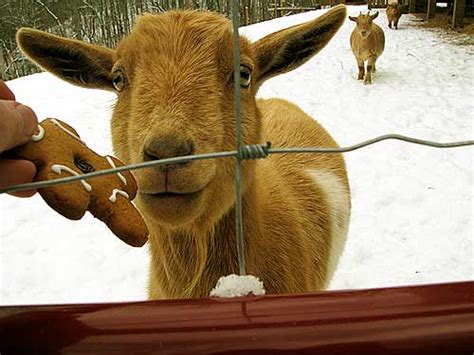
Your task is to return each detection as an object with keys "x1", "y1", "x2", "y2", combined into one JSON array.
[
  {"x1": 427, "y1": 0, "x2": 436, "y2": 18},
  {"x1": 409, "y1": 0, "x2": 416, "y2": 12},
  {"x1": 452, "y1": 0, "x2": 465, "y2": 27}
]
